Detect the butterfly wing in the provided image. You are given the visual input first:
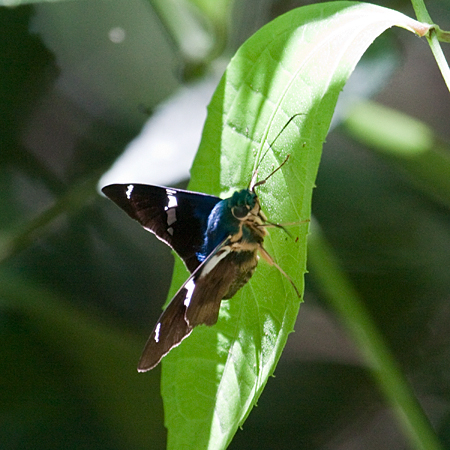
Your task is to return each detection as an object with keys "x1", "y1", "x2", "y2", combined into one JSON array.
[
  {"x1": 137, "y1": 281, "x2": 194, "y2": 372},
  {"x1": 103, "y1": 184, "x2": 264, "y2": 371},
  {"x1": 137, "y1": 238, "x2": 245, "y2": 371},
  {"x1": 102, "y1": 184, "x2": 221, "y2": 273}
]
